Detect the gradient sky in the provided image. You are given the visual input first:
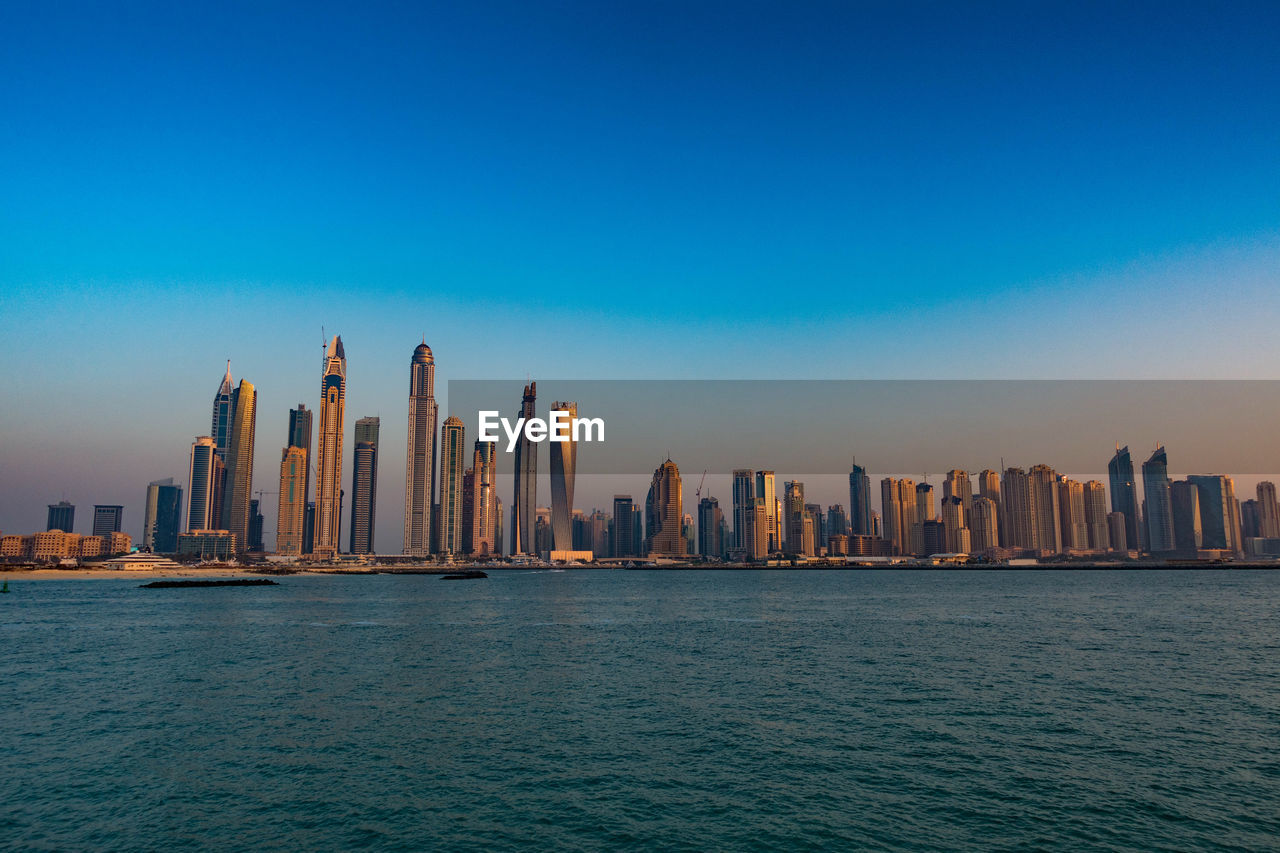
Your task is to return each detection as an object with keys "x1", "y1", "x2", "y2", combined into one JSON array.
[{"x1": 3, "y1": 1, "x2": 1279, "y2": 549}]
